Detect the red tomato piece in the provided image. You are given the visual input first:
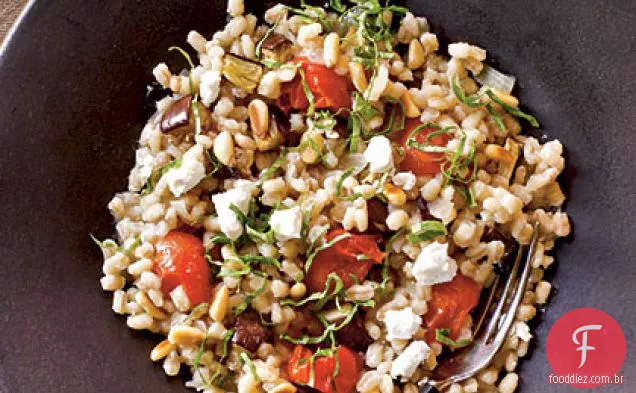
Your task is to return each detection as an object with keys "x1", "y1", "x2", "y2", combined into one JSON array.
[
  {"x1": 305, "y1": 228, "x2": 385, "y2": 293},
  {"x1": 153, "y1": 231, "x2": 211, "y2": 306},
  {"x1": 393, "y1": 118, "x2": 450, "y2": 176},
  {"x1": 287, "y1": 345, "x2": 362, "y2": 393},
  {"x1": 423, "y1": 273, "x2": 481, "y2": 343},
  {"x1": 277, "y1": 58, "x2": 352, "y2": 114}
]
